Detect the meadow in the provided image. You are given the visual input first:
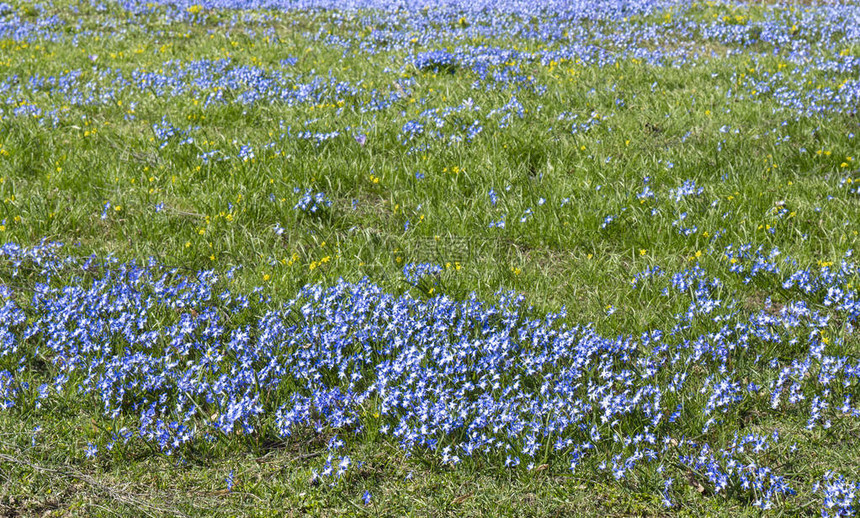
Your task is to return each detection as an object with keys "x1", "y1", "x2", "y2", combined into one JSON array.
[{"x1": 1, "y1": 0, "x2": 859, "y2": 515}]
